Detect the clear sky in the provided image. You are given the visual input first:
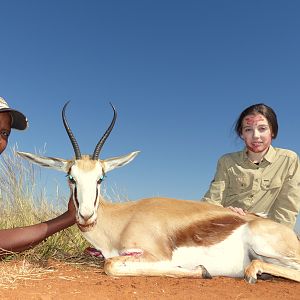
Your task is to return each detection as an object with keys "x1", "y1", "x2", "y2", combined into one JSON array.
[{"x1": 1, "y1": 1, "x2": 300, "y2": 230}]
